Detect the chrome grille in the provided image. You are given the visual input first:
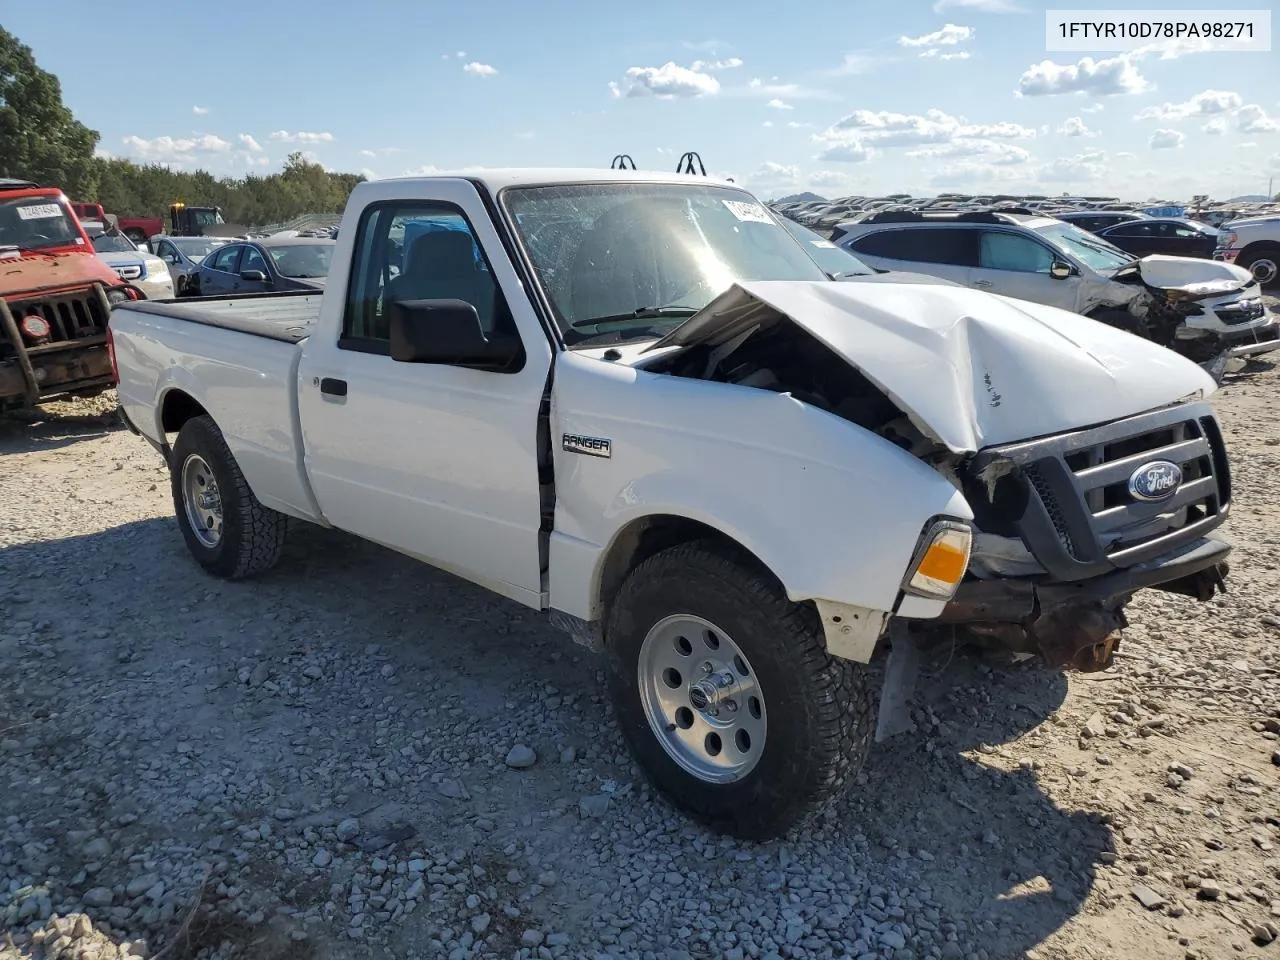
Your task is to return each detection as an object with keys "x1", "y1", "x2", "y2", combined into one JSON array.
[{"x1": 967, "y1": 401, "x2": 1230, "y2": 582}]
